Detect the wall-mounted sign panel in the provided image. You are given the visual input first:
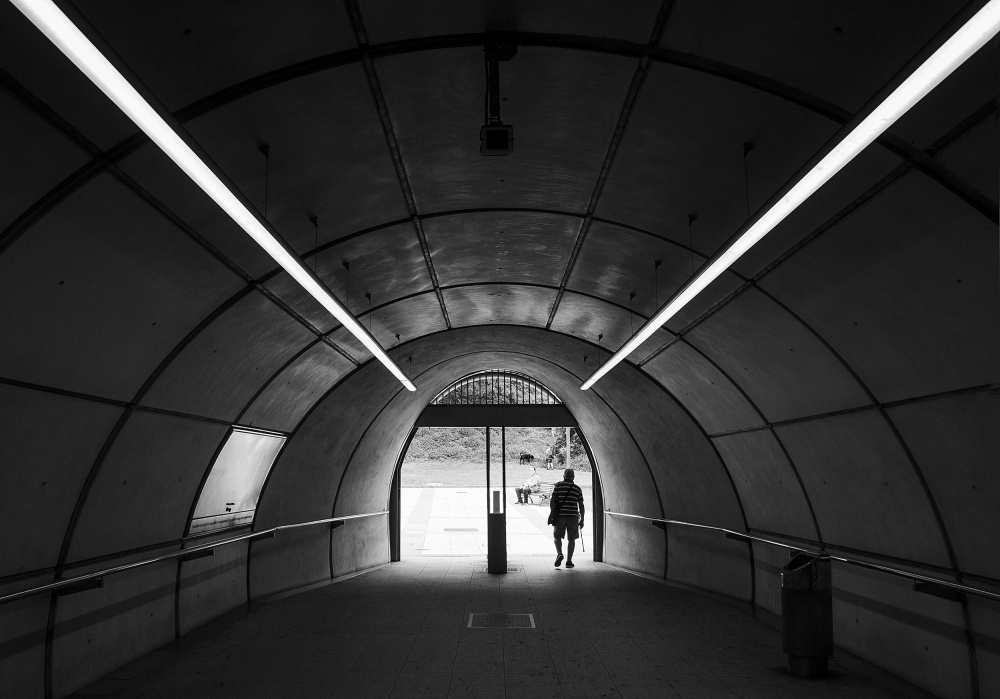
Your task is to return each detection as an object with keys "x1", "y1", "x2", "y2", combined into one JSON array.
[{"x1": 189, "y1": 427, "x2": 285, "y2": 534}]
